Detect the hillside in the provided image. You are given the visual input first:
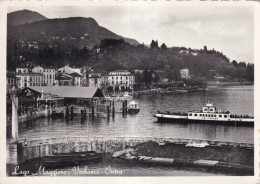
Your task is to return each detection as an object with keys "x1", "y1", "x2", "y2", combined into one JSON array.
[
  {"x1": 7, "y1": 9, "x2": 48, "y2": 26},
  {"x1": 7, "y1": 17, "x2": 139, "y2": 48}
]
